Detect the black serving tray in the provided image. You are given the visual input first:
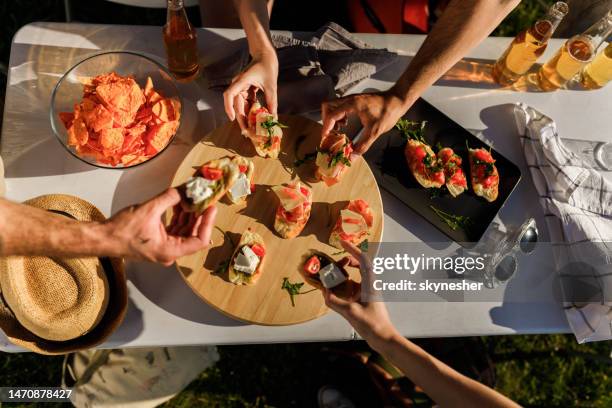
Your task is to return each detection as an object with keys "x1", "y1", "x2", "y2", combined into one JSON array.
[{"x1": 363, "y1": 98, "x2": 521, "y2": 246}]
